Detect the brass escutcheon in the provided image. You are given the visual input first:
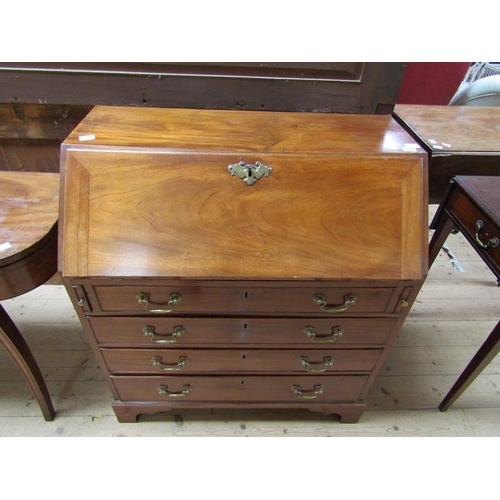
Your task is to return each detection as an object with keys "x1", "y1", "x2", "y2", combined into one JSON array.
[{"x1": 227, "y1": 160, "x2": 272, "y2": 185}]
